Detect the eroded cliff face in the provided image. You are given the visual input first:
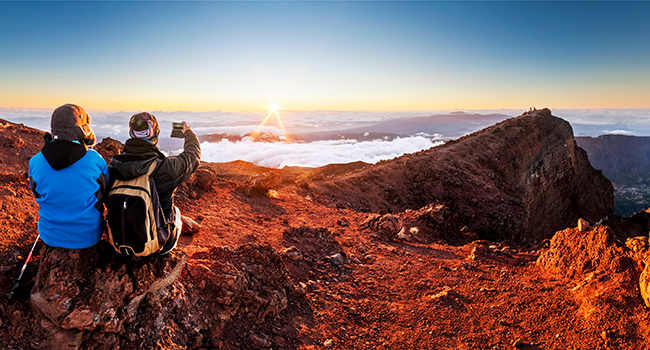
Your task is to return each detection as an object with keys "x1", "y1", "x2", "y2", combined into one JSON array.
[
  {"x1": 310, "y1": 109, "x2": 614, "y2": 242},
  {"x1": 576, "y1": 134, "x2": 650, "y2": 185}
]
